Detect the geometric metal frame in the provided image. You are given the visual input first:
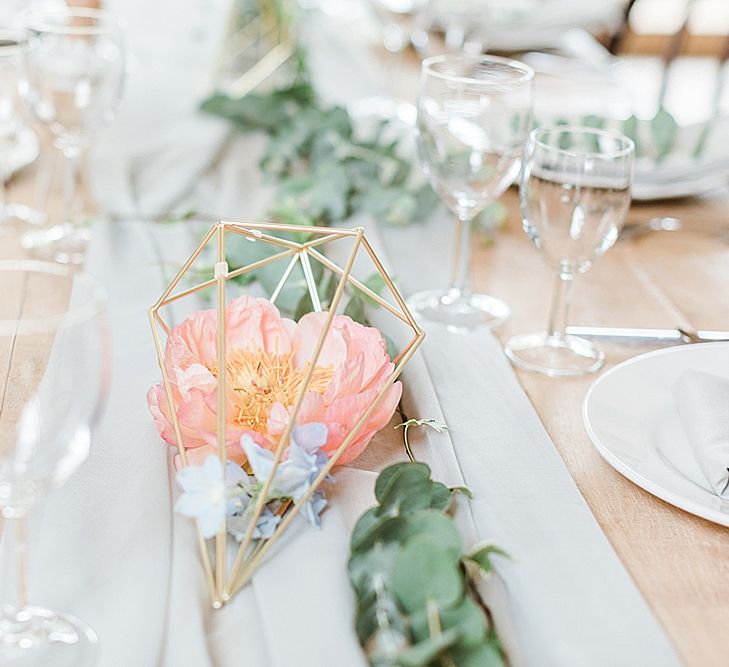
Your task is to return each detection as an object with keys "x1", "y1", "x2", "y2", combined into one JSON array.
[{"x1": 148, "y1": 221, "x2": 424, "y2": 607}]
